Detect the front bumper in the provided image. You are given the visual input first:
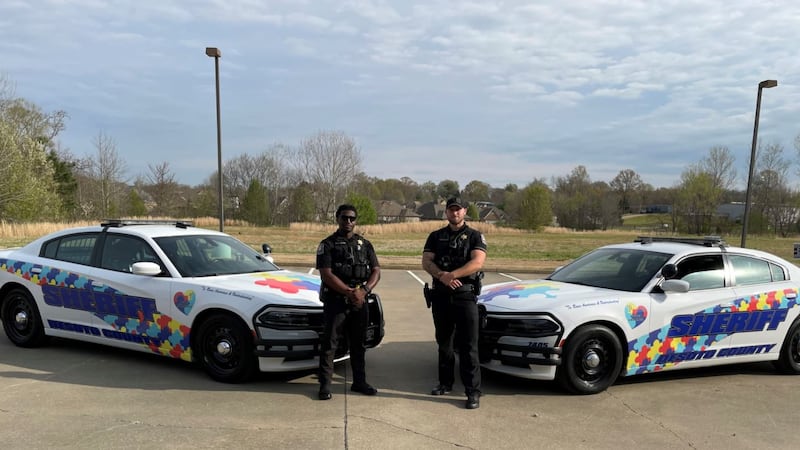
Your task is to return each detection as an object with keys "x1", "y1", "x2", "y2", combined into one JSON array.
[
  {"x1": 252, "y1": 295, "x2": 384, "y2": 372},
  {"x1": 478, "y1": 307, "x2": 564, "y2": 379}
]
